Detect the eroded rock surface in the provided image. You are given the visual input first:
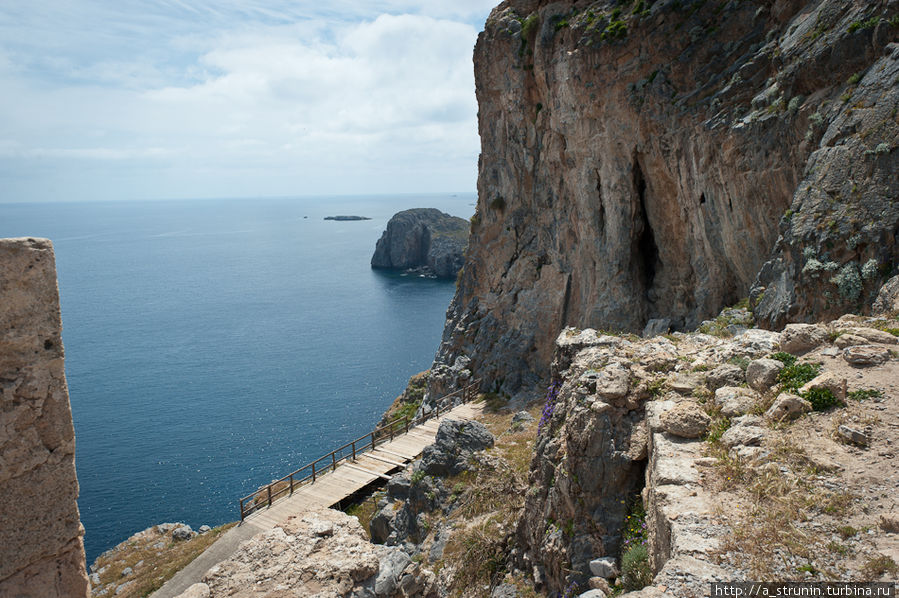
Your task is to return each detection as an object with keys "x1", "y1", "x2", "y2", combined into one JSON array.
[
  {"x1": 430, "y1": 0, "x2": 899, "y2": 396},
  {"x1": 0, "y1": 238, "x2": 90, "y2": 598},
  {"x1": 194, "y1": 508, "x2": 436, "y2": 598}
]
